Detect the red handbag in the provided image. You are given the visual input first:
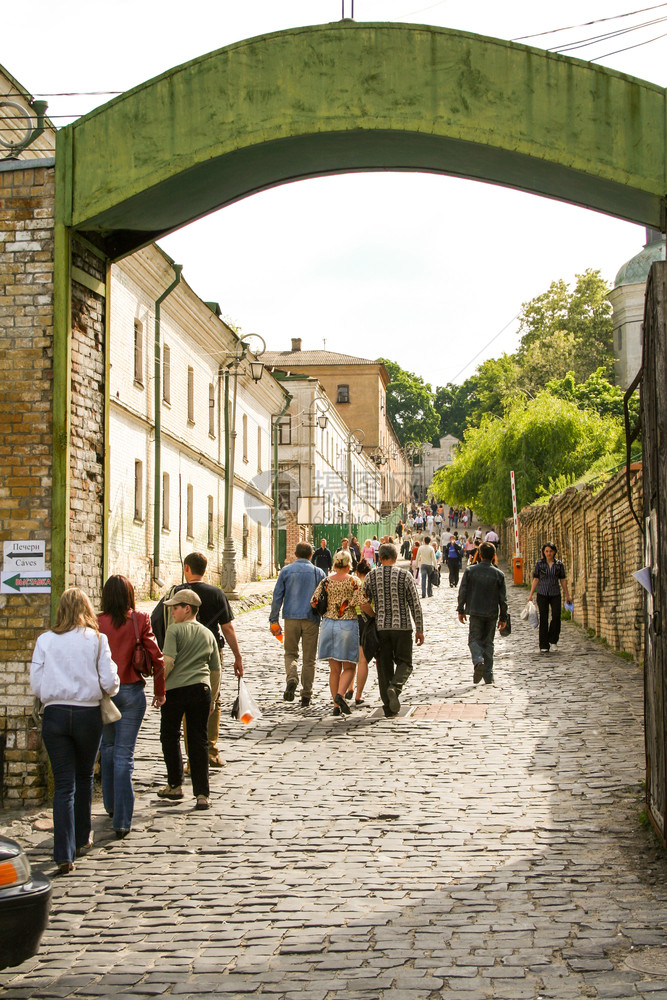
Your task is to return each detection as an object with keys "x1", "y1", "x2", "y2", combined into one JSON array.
[{"x1": 131, "y1": 612, "x2": 153, "y2": 677}]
